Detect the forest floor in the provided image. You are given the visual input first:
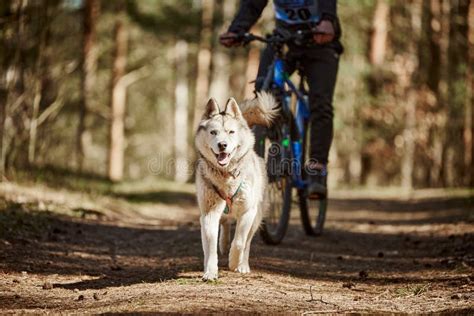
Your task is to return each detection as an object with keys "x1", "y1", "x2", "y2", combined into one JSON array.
[{"x1": 0, "y1": 172, "x2": 473, "y2": 314}]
